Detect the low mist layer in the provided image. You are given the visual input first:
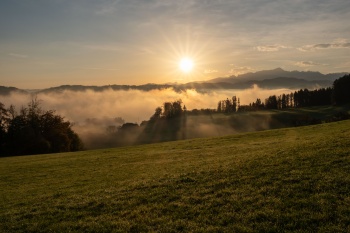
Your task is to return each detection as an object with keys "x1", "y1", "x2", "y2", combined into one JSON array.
[{"x1": 1, "y1": 86, "x2": 296, "y2": 148}]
